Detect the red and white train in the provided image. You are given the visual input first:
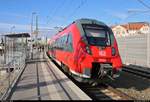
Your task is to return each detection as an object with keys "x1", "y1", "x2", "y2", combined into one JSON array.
[{"x1": 47, "y1": 18, "x2": 122, "y2": 83}]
